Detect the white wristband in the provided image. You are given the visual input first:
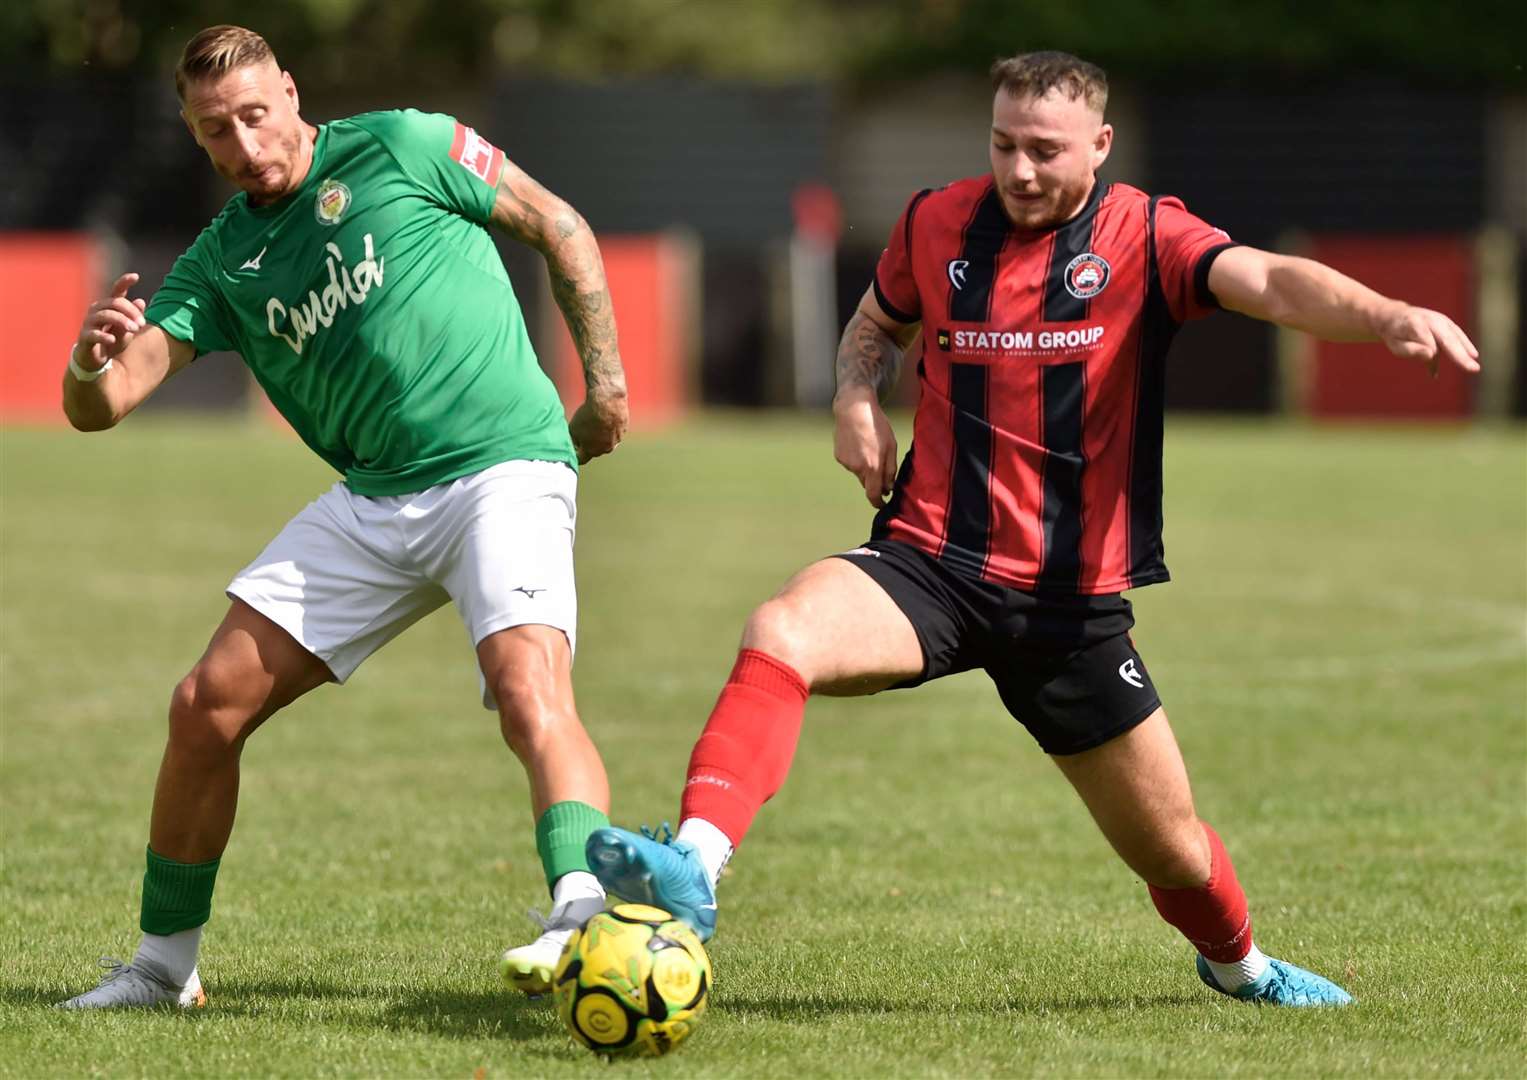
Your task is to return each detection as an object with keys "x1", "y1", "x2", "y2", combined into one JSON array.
[{"x1": 68, "y1": 352, "x2": 113, "y2": 382}]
